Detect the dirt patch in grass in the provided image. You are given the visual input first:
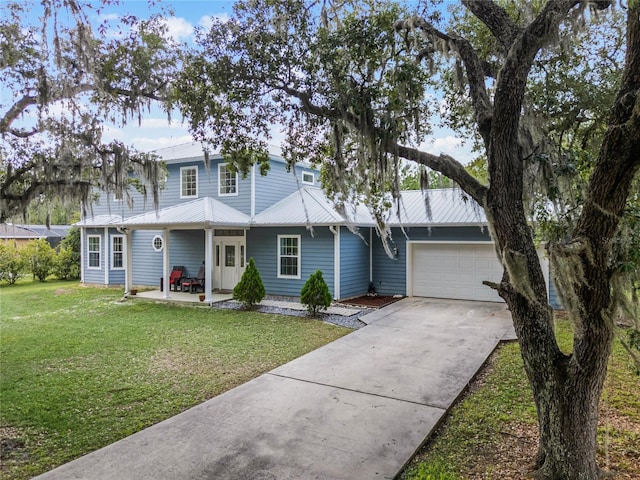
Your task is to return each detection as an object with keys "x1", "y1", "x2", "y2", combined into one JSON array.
[
  {"x1": 54, "y1": 288, "x2": 75, "y2": 295},
  {"x1": 339, "y1": 295, "x2": 402, "y2": 308},
  {"x1": 0, "y1": 426, "x2": 29, "y2": 469}
]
